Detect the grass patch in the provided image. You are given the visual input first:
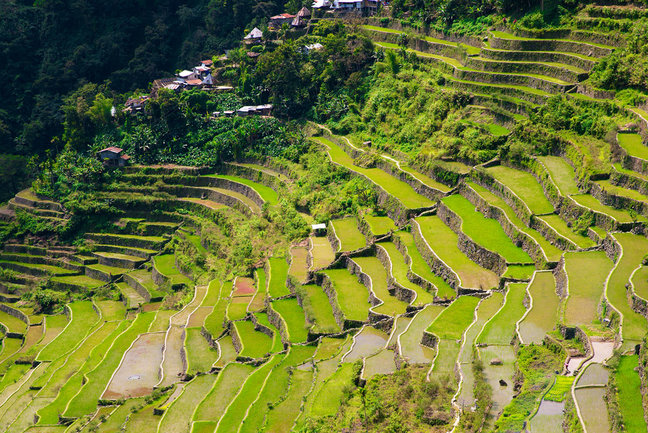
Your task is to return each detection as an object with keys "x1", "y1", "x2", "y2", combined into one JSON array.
[
  {"x1": 193, "y1": 362, "x2": 255, "y2": 421},
  {"x1": 264, "y1": 369, "x2": 315, "y2": 431},
  {"x1": 288, "y1": 247, "x2": 308, "y2": 284},
  {"x1": 271, "y1": 298, "x2": 309, "y2": 343},
  {"x1": 503, "y1": 264, "x2": 535, "y2": 280},
  {"x1": 204, "y1": 282, "x2": 231, "y2": 339},
  {"x1": 64, "y1": 312, "x2": 156, "y2": 417},
  {"x1": 538, "y1": 156, "x2": 580, "y2": 196},
  {"x1": 158, "y1": 374, "x2": 218, "y2": 433},
  {"x1": 96, "y1": 300, "x2": 126, "y2": 321},
  {"x1": 398, "y1": 165, "x2": 452, "y2": 193},
  {"x1": 544, "y1": 376, "x2": 574, "y2": 402},
  {"x1": 322, "y1": 269, "x2": 370, "y2": 323},
  {"x1": 253, "y1": 312, "x2": 284, "y2": 352},
  {"x1": 486, "y1": 165, "x2": 555, "y2": 215},
  {"x1": 227, "y1": 297, "x2": 251, "y2": 321},
  {"x1": 300, "y1": 284, "x2": 340, "y2": 333},
  {"x1": 478, "y1": 283, "x2": 528, "y2": 345},
  {"x1": 234, "y1": 320, "x2": 273, "y2": 359},
  {"x1": 416, "y1": 215, "x2": 500, "y2": 290},
  {"x1": 394, "y1": 231, "x2": 455, "y2": 299},
  {"x1": 310, "y1": 235, "x2": 336, "y2": 270},
  {"x1": 596, "y1": 179, "x2": 648, "y2": 203},
  {"x1": 400, "y1": 304, "x2": 444, "y2": 364},
  {"x1": 268, "y1": 257, "x2": 291, "y2": 298},
  {"x1": 353, "y1": 256, "x2": 409, "y2": 316},
  {"x1": 428, "y1": 295, "x2": 480, "y2": 340},
  {"x1": 153, "y1": 254, "x2": 193, "y2": 287},
  {"x1": 617, "y1": 132, "x2": 648, "y2": 160},
  {"x1": 316, "y1": 137, "x2": 434, "y2": 209},
  {"x1": 570, "y1": 194, "x2": 647, "y2": 224},
  {"x1": 202, "y1": 279, "x2": 222, "y2": 306},
  {"x1": 0, "y1": 310, "x2": 27, "y2": 335},
  {"x1": 538, "y1": 214, "x2": 596, "y2": 249},
  {"x1": 607, "y1": 233, "x2": 648, "y2": 342},
  {"x1": 37, "y1": 301, "x2": 99, "y2": 361},
  {"x1": 563, "y1": 251, "x2": 613, "y2": 326},
  {"x1": 364, "y1": 215, "x2": 397, "y2": 236},
  {"x1": 615, "y1": 355, "x2": 648, "y2": 432},
  {"x1": 442, "y1": 194, "x2": 533, "y2": 263},
  {"x1": 186, "y1": 328, "x2": 219, "y2": 374},
  {"x1": 311, "y1": 362, "x2": 359, "y2": 417},
  {"x1": 50, "y1": 274, "x2": 105, "y2": 289},
  {"x1": 331, "y1": 217, "x2": 366, "y2": 252},
  {"x1": 518, "y1": 272, "x2": 560, "y2": 345}
]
